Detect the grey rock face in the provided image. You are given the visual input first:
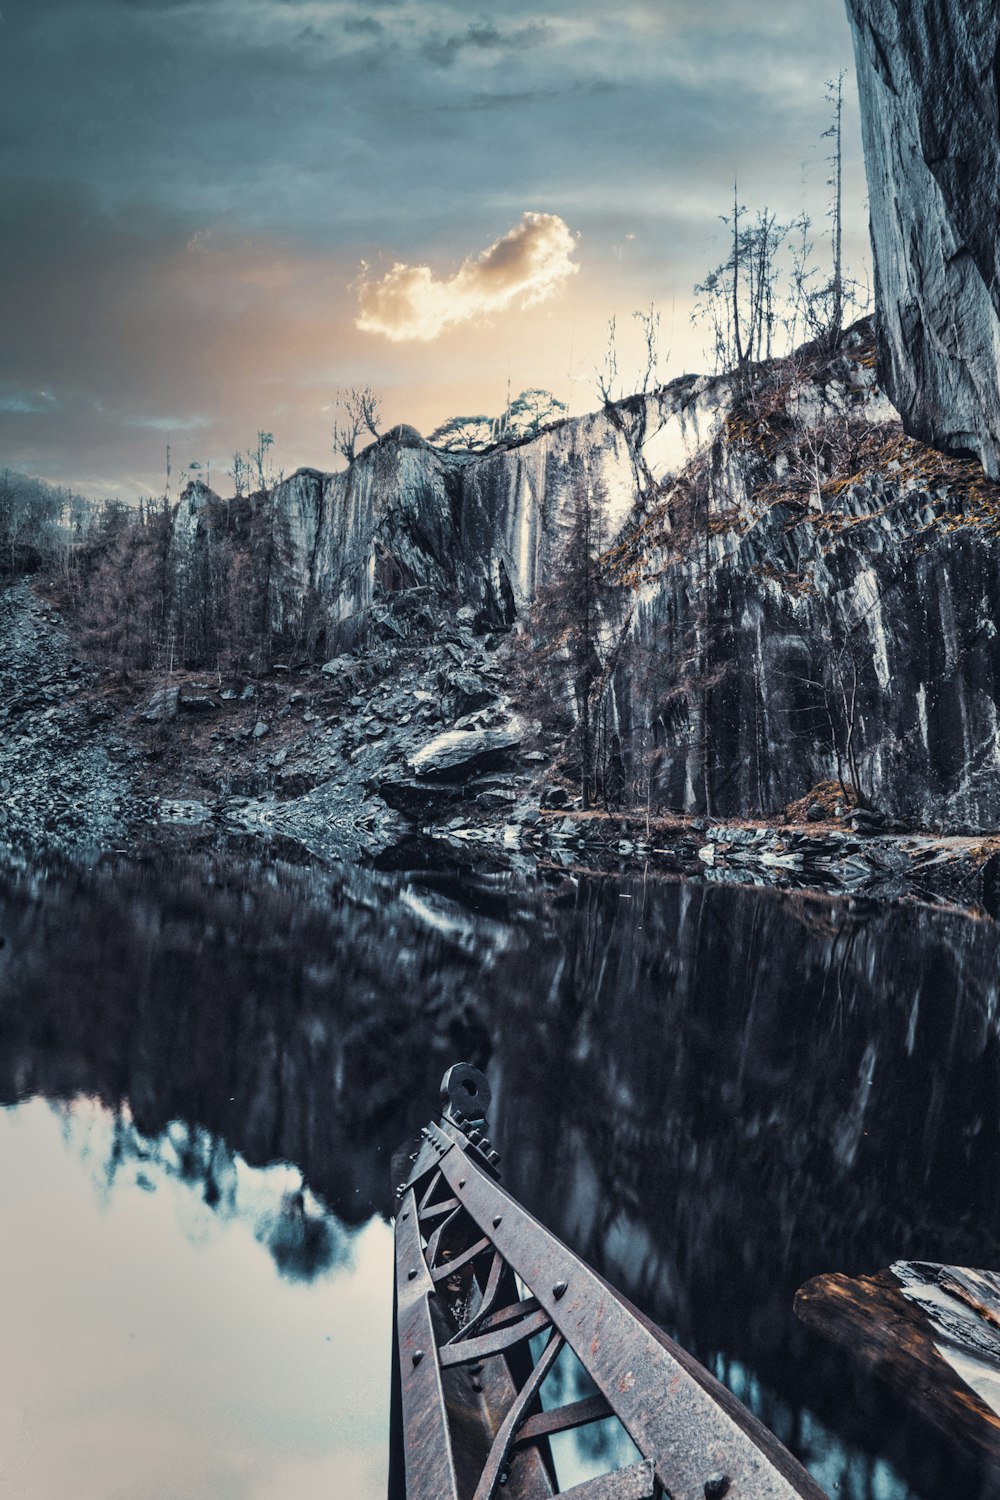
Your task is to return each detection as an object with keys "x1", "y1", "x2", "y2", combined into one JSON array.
[
  {"x1": 846, "y1": 0, "x2": 1000, "y2": 474},
  {"x1": 140, "y1": 319, "x2": 1000, "y2": 838}
]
